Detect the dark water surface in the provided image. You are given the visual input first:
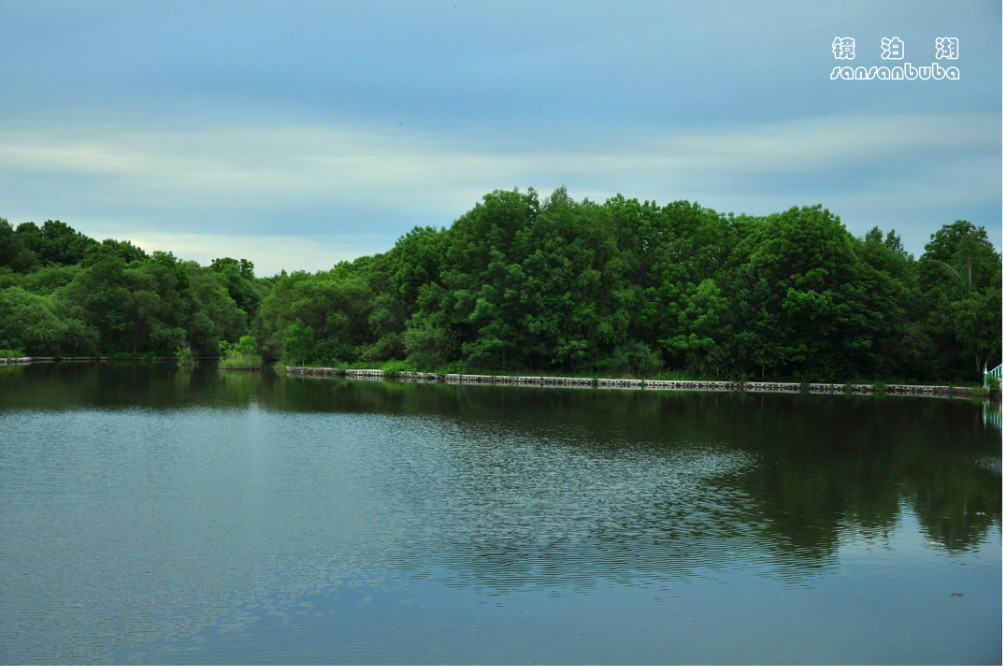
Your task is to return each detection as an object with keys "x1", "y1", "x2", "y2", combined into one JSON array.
[{"x1": 1, "y1": 363, "x2": 999, "y2": 664}]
